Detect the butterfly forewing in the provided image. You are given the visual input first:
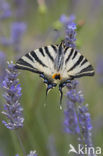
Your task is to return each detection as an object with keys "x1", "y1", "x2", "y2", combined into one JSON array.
[
  {"x1": 63, "y1": 47, "x2": 95, "y2": 79},
  {"x1": 15, "y1": 45, "x2": 58, "y2": 75}
]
